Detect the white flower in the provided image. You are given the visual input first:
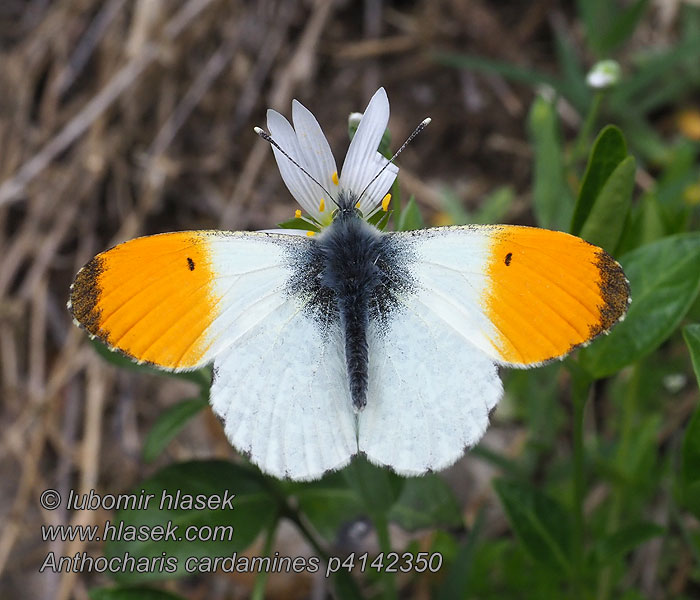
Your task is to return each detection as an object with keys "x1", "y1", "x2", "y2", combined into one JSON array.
[
  {"x1": 586, "y1": 60, "x2": 621, "y2": 90},
  {"x1": 265, "y1": 87, "x2": 398, "y2": 227}
]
